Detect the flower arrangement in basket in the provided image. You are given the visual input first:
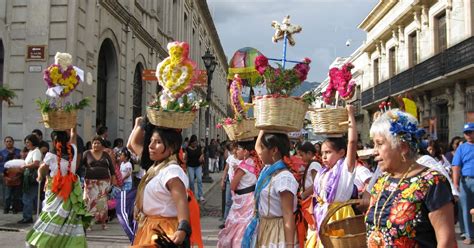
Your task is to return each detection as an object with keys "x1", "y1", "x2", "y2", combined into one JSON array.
[
  {"x1": 148, "y1": 41, "x2": 206, "y2": 128},
  {"x1": 216, "y1": 74, "x2": 258, "y2": 141},
  {"x1": 37, "y1": 52, "x2": 89, "y2": 130},
  {"x1": 249, "y1": 15, "x2": 313, "y2": 132},
  {"x1": 310, "y1": 63, "x2": 356, "y2": 135}
]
